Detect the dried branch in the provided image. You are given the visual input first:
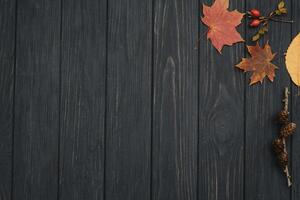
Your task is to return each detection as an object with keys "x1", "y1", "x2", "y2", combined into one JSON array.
[
  {"x1": 283, "y1": 87, "x2": 292, "y2": 187},
  {"x1": 273, "y1": 87, "x2": 295, "y2": 187}
]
